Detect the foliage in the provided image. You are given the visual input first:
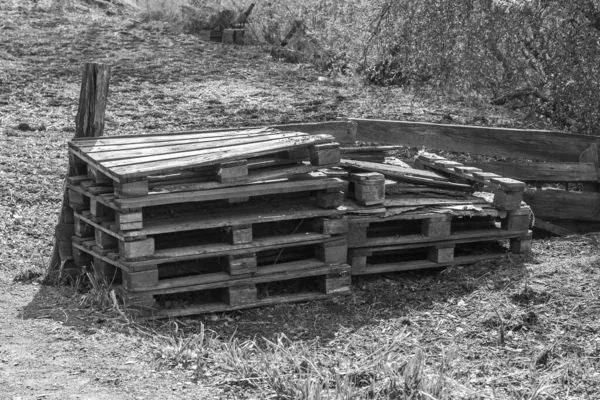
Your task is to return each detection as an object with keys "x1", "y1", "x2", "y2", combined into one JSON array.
[{"x1": 234, "y1": 0, "x2": 600, "y2": 135}]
